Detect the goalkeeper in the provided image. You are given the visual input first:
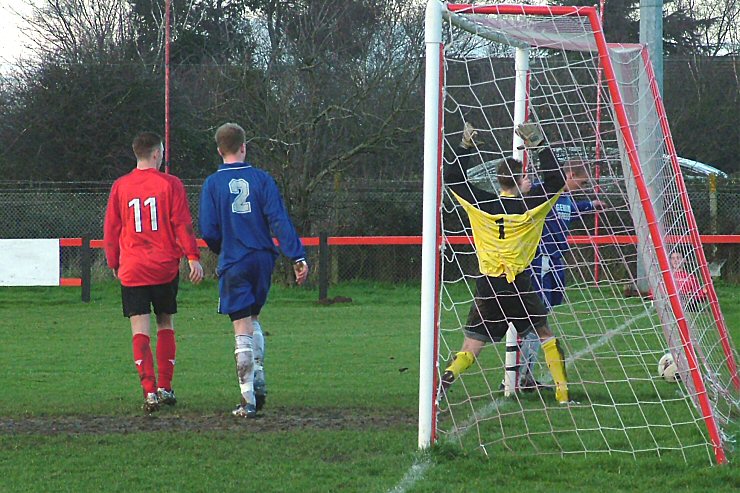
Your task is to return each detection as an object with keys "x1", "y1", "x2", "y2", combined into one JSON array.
[{"x1": 441, "y1": 121, "x2": 570, "y2": 404}]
